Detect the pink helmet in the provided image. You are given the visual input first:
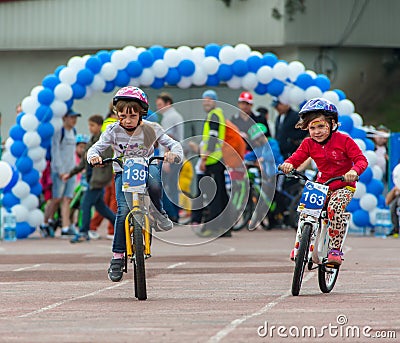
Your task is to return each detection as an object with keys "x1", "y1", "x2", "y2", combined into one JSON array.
[{"x1": 112, "y1": 86, "x2": 149, "y2": 113}]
